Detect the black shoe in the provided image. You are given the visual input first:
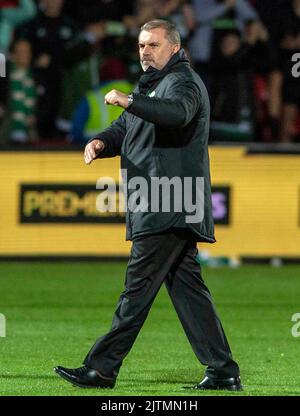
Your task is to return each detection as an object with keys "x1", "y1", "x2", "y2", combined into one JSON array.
[
  {"x1": 54, "y1": 365, "x2": 116, "y2": 388},
  {"x1": 193, "y1": 376, "x2": 243, "y2": 391}
]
